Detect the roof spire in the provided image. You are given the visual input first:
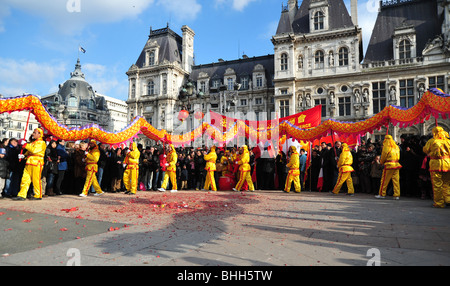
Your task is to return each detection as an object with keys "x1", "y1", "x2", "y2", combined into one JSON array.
[{"x1": 70, "y1": 58, "x2": 86, "y2": 80}]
